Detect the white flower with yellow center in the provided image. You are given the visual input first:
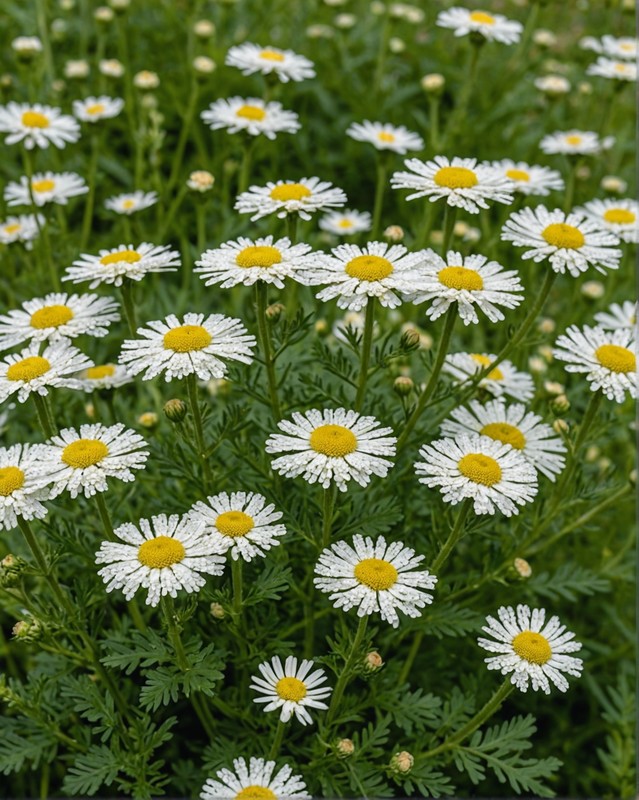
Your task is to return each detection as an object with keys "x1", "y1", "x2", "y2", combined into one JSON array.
[
  {"x1": 250, "y1": 655, "x2": 331, "y2": 725},
  {"x1": 119, "y1": 312, "x2": 256, "y2": 382},
  {"x1": 0, "y1": 292, "x2": 120, "y2": 350},
  {"x1": 63, "y1": 243, "x2": 180, "y2": 288},
  {"x1": 390, "y1": 156, "x2": 513, "y2": 214},
  {"x1": 72, "y1": 95, "x2": 124, "y2": 122},
  {"x1": 302, "y1": 241, "x2": 429, "y2": 311},
  {"x1": 0, "y1": 102, "x2": 81, "y2": 149},
  {"x1": 346, "y1": 121, "x2": 424, "y2": 155},
  {"x1": 576, "y1": 198, "x2": 639, "y2": 244},
  {"x1": 415, "y1": 434, "x2": 538, "y2": 516},
  {"x1": 478, "y1": 604, "x2": 583, "y2": 694},
  {"x1": 440, "y1": 399, "x2": 566, "y2": 481},
  {"x1": 196, "y1": 235, "x2": 321, "y2": 289},
  {"x1": 552, "y1": 324, "x2": 636, "y2": 404},
  {"x1": 409, "y1": 249, "x2": 524, "y2": 325},
  {"x1": 266, "y1": 408, "x2": 396, "y2": 492},
  {"x1": 490, "y1": 159, "x2": 564, "y2": 197},
  {"x1": 502, "y1": 206, "x2": 621, "y2": 276},
  {"x1": 225, "y1": 43, "x2": 315, "y2": 83},
  {"x1": 0, "y1": 444, "x2": 53, "y2": 530},
  {"x1": 5, "y1": 171, "x2": 88, "y2": 207},
  {"x1": 104, "y1": 190, "x2": 158, "y2": 215},
  {"x1": 594, "y1": 300, "x2": 636, "y2": 331},
  {"x1": 201, "y1": 97, "x2": 300, "y2": 140},
  {"x1": 76, "y1": 363, "x2": 133, "y2": 392},
  {"x1": 41, "y1": 422, "x2": 149, "y2": 499},
  {"x1": 96, "y1": 513, "x2": 224, "y2": 606},
  {"x1": 314, "y1": 534, "x2": 437, "y2": 628},
  {"x1": 587, "y1": 56, "x2": 637, "y2": 82},
  {"x1": 188, "y1": 491, "x2": 286, "y2": 562},
  {"x1": 533, "y1": 75, "x2": 571, "y2": 96},
  {"x1": 436, "y1": 7, "x2": 523, "y2": 44},
  {"x1": 0, "y1": 214, "x2": 44, "y2": 247},
  {"x1": 443, "y1": 352, "x2": 535, "y2": 402},
  {"x1": 319, "y1": 209, "x2": 371, "y2": 236},
  {"x1": 201, "y1": 757, "x2": 310, "y2": 800},
  {"x1": 580, "y1": 34, "x2": 637, "y2": 61},
  {"x1": 539, "y1": 130, "x2": 614, "y2": 156},
  {"x1": 0, "y1": 341, "x2": 91, "y2": 403},
  {"x1": 235, "y1": 177, "x2": 347, "y2": 221}
]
